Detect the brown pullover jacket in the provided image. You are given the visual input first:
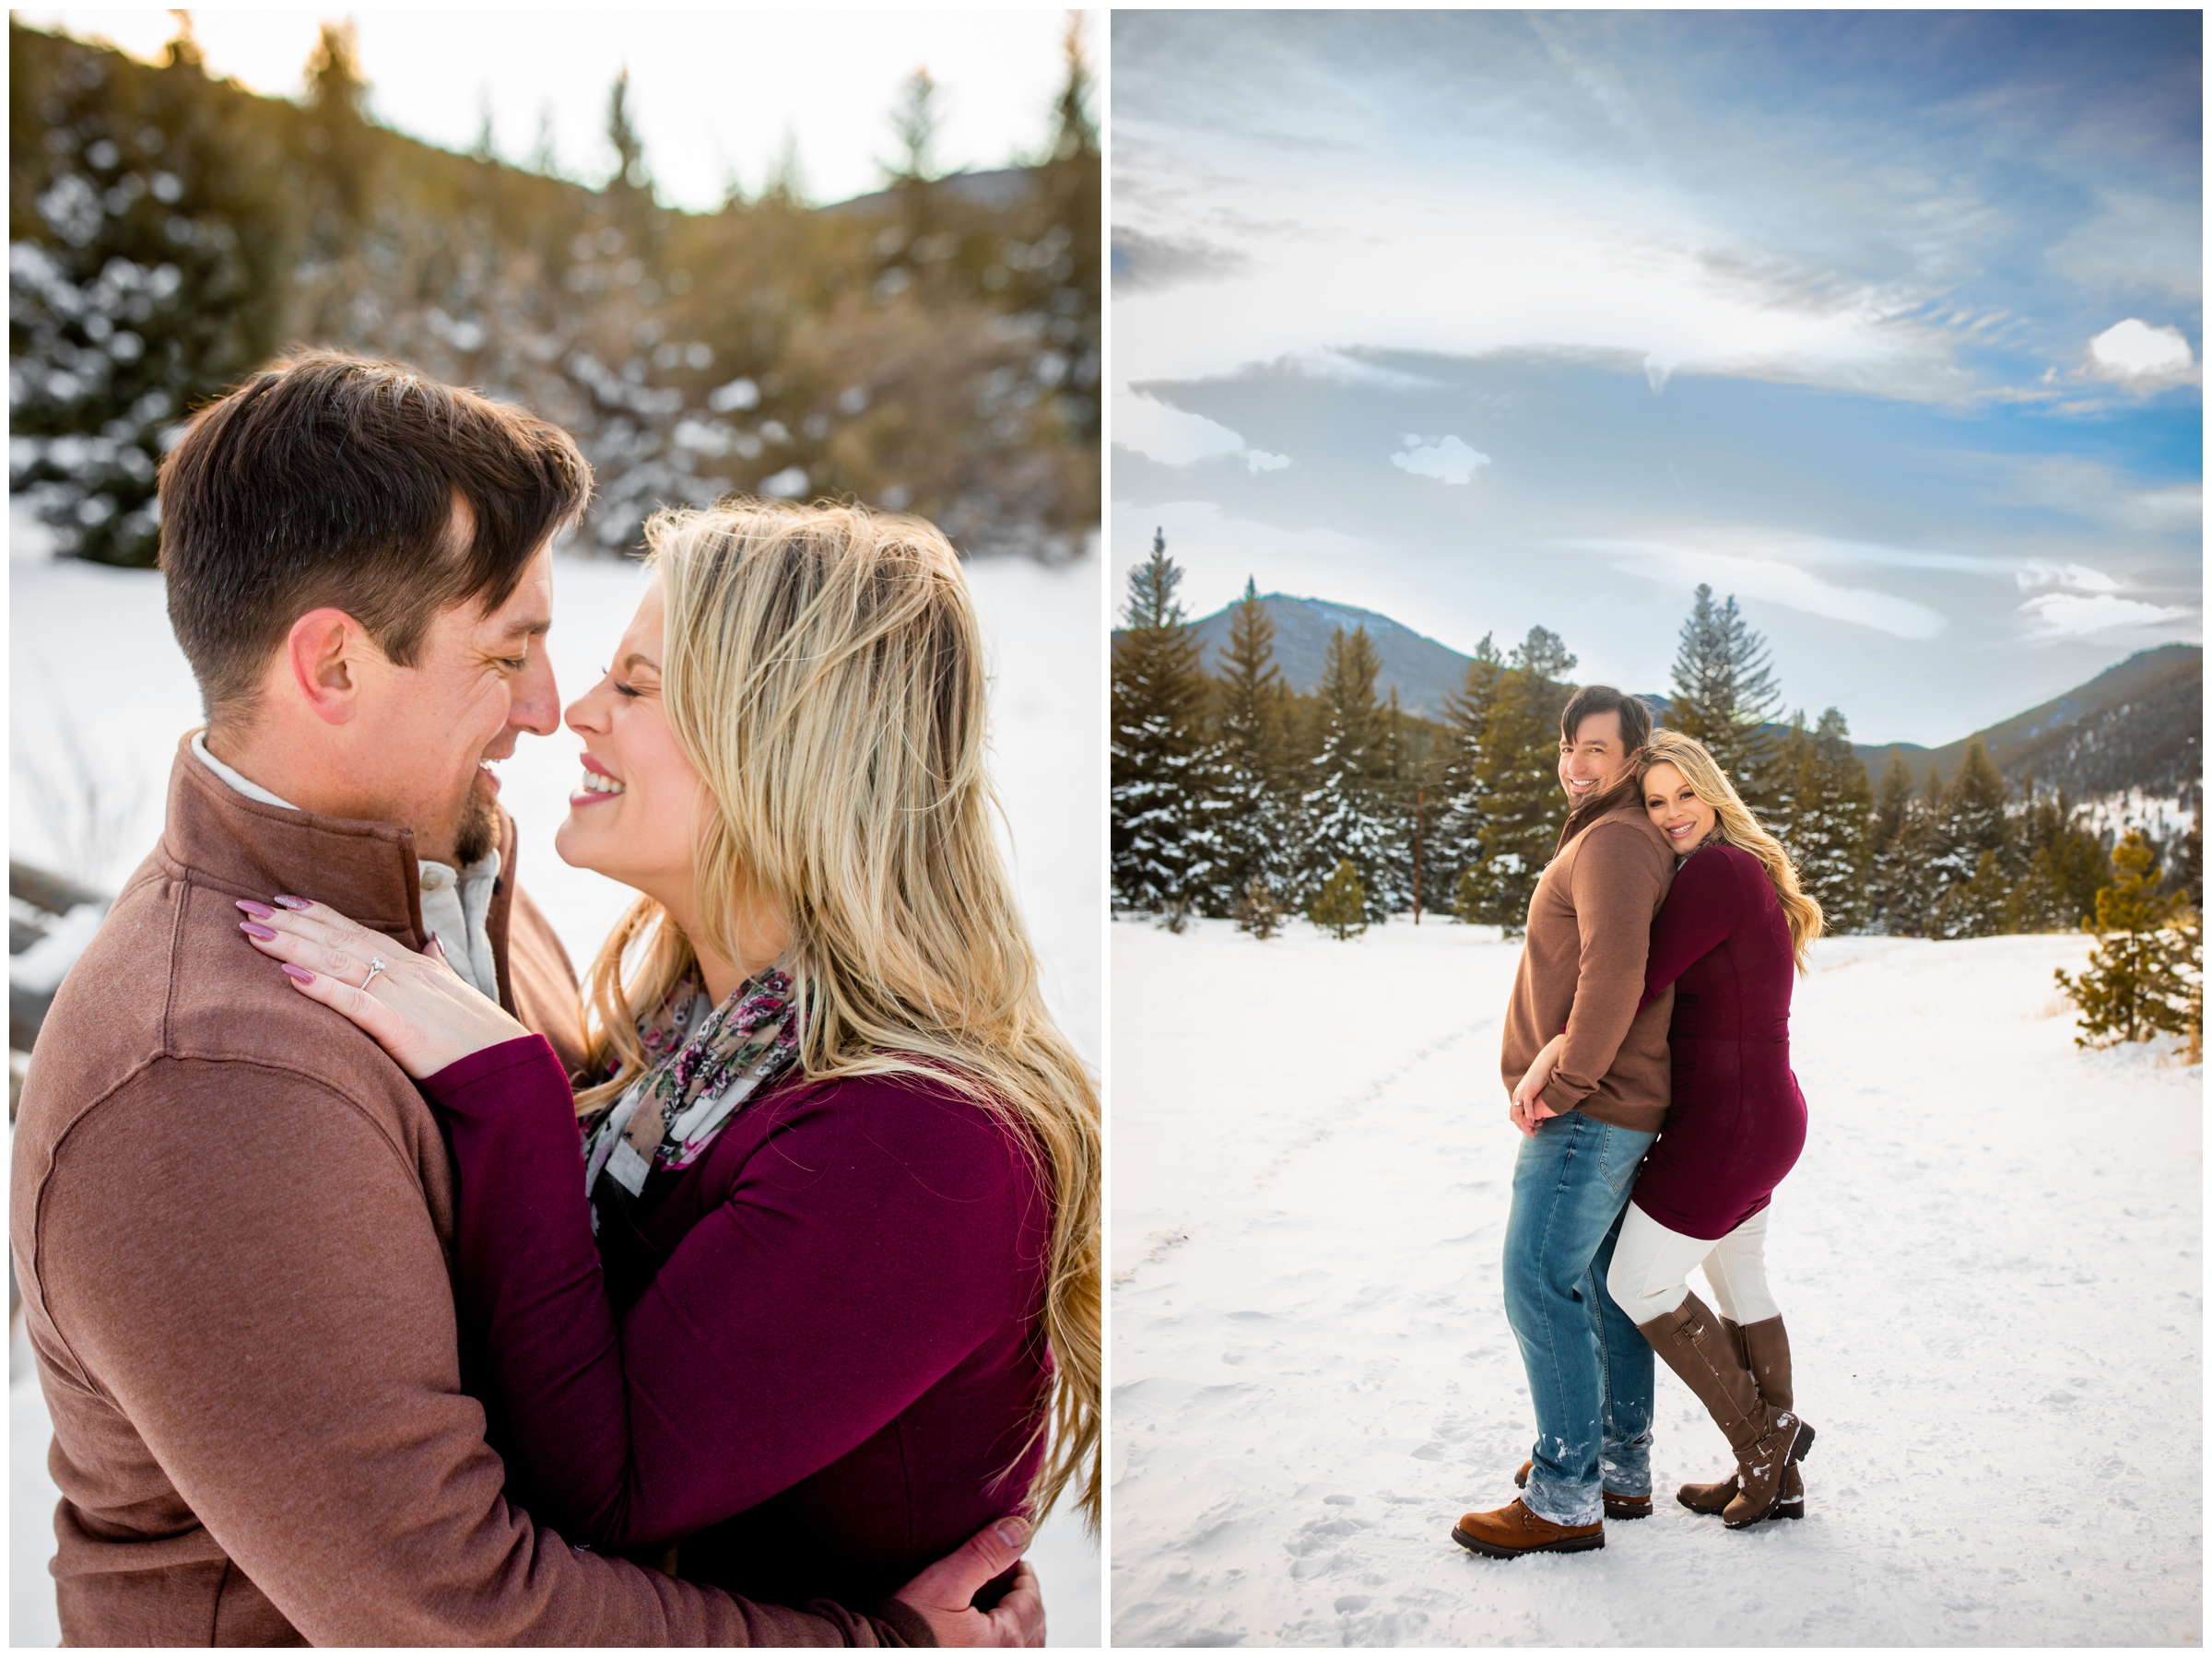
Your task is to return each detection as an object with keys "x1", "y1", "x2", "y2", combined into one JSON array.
[
  {"x1": 9, "y1": 738, "x2": 924, "y2": 1647},
  {"x1": 1500, "y1": 794, "x2": 1678, "y2": 1133}
]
